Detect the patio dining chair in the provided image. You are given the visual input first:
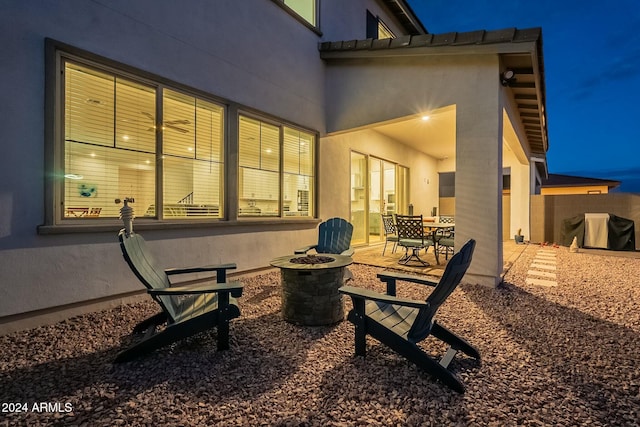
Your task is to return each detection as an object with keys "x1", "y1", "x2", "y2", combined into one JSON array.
[
  {"x1": 436, "y1": 216, "x2": 455, "y2": 260},
  {"x1": 381, "y1": 214, "x2": 399, "y2": 256},
  {"x1": 395, "y1": 214, "x2": 434, "y2": 266}
]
